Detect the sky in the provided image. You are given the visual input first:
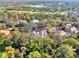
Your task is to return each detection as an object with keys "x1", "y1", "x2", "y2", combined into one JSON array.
[{"x1": 0, "y1": 0, "x2": 79, "y2": 2}]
